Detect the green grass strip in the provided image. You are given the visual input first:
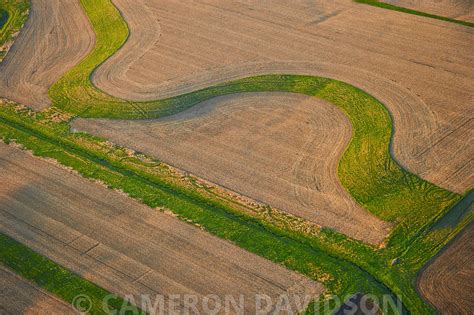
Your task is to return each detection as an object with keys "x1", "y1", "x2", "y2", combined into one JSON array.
[
  {"x1": 48, "y1": 0, "x2": 461, "y2": 244},
  {"x1": 0, "y1": 233, "x2": 144, "y2": 314},
  {"x1": 45, "y1": 0, "x2": 467, "y2": 312},
  {"x1": 49, "y1": 0, "x2": 474, "y2": 118},
  {"x1": 2, "y1": 101, "x2": 472, "y2": 314},
  {"x1": 47, "y1": 0, "x2": 460, "y2": 243},
  {"x1": 354, "y1": 0, "x2": 474, "y2": 28},
  {"x1": 0, "y1": 106, "x2": 405, "y2": 314},
  {"x1": 6, "y1": 0, "x2": 470, "y2": 313}
]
